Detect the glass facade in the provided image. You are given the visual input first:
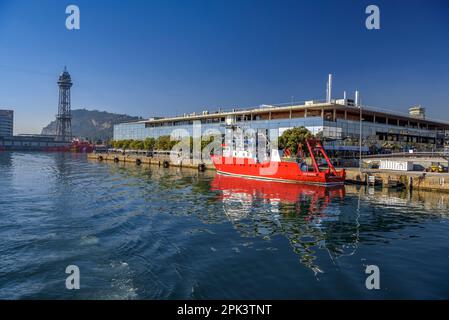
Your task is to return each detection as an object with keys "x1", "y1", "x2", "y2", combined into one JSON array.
[
  {"x1": 113, "y1": 110, "x2": 446, "y2": 149},
  {"x1": 114, "y1": 117, "x2": 325, "y2": 140},
  {"x1": 0, "y1": 110, "x2": 13, "y2": 137},
  {"x1": 113, "y1": 122, "x2": 149, "y2": 140},
  {"x1": 325, "y1": 119, "x2": 440, "y2": 143}
]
